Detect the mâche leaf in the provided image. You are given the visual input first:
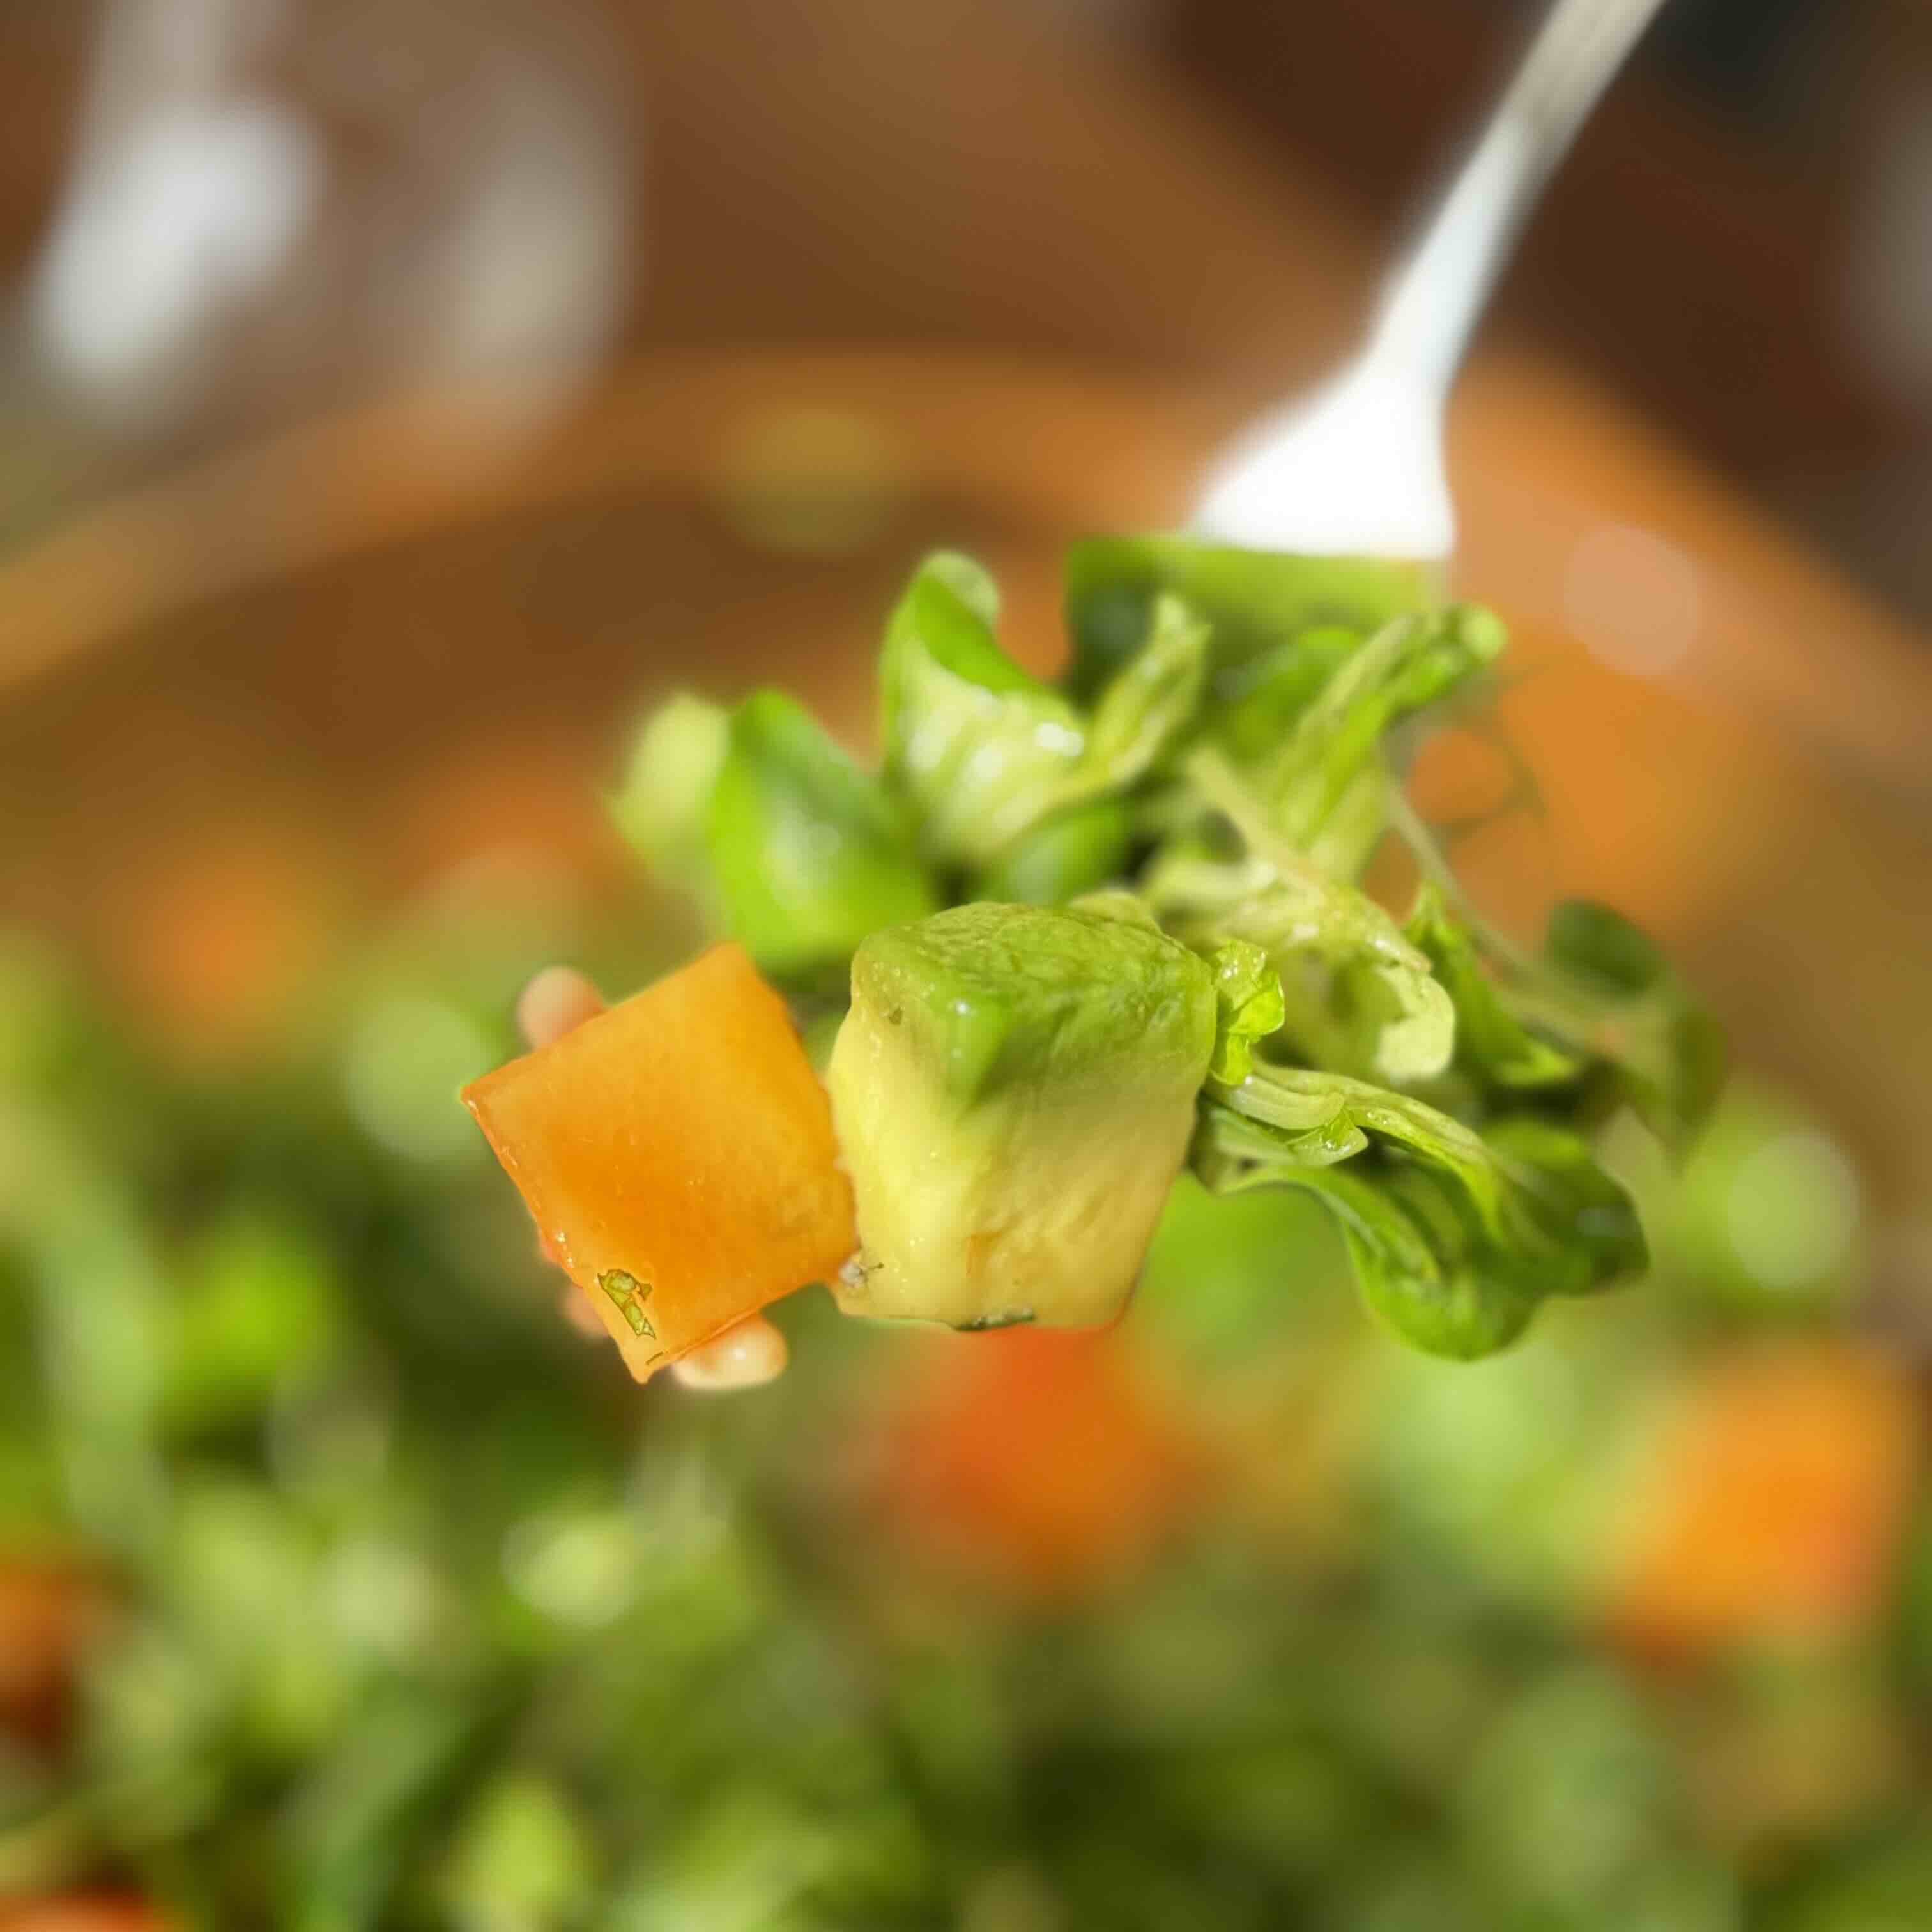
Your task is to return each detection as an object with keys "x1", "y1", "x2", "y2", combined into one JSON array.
[
  {"x1": 1148, "y1": 846, "x2": 1454, "y2": 1087},
  {"x1": 1206, "y1": 1064, "x2": 1506, "y2": 1234},
  {"x1": 615, "y1": 688, "x2": 935, "y2": 984},
  {"x1": 1258, "y1": 605, "x2": 1505, "y2": 857},
  {"x1": 1545, "y1": 898, "x2": 1669, "y2": 997},
  {"x1": 1482, "y1": 1114, "x2": 1649, "y2": 1294},
  {"x1": 1353, "y1": 1166, "x2": 1545, "y2": 1360},
  {"x1": 1406, "y1": 885, "x2": 1580, "y2": 1092},
  {"x1": 1082, "y1": 593, "x2": 1212, "y2": 792},
  {"x1": 1208, "y1": 625, "x2": 1362, "y2": 763},
  {"x1": 1191, "y1": 1114, "x2": 1535, "y2": 1358},
  {"x1": 608, "y1": 693, "x2": 729, "y2": 898},
  {"x1": 1205, "y1": 939, "x2": 1286, "y2": 1085},
  {"x1": 1485, "y1": 898, "x2": 1726, "y2": 1152},
  {"x1": 880, "y1": 552, "x2": 1089, "y2": 871},
  {"x1": 705, "y1": 692, "x2": 937, "y2": 983},
  {"x1": 1194, "y1": 1061, "x2": 1646, "y2": 1354},
  {"x1": 882, "y1": 555, "x2": 1208, "y2": 877},
  {"x1": 973, "y1": 797, "x2": 1135, "y2": 905}
]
